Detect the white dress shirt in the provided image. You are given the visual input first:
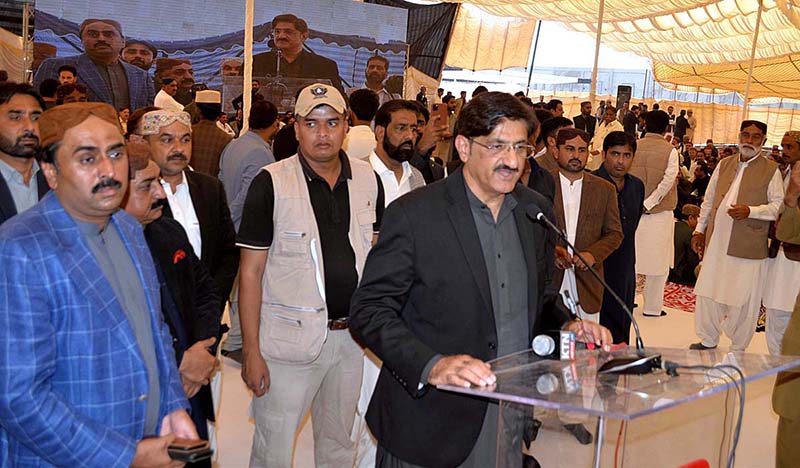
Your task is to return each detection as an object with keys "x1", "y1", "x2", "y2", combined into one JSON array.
[
  {"x1": 162, "y1": 171, "x2": 203, "y2": 258},
  {"x1": 588, "y1": 119, "x2": 624, "y2": 169},
  {"x1": 558, "y1": 173, "x2": 588, "y2": 317},
  {"x1": 369, "y1": 151, "x2": 411, "y2": 207},
  {"x1": 216, "y1": 120, "x2": 236, "y2": 137},
  {"x1": 343, "y1": 126, "x2": 376, "y2": 161},
  {"x1": 154, "y1": 90, "x2": 184, "y2": 112}
]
